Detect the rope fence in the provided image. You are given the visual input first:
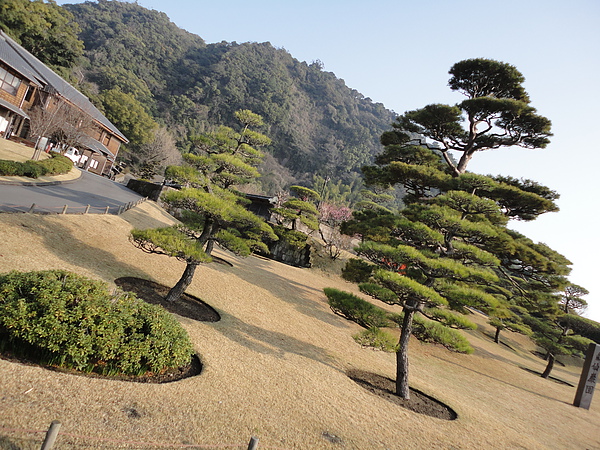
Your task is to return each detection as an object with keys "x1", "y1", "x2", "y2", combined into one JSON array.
[
  {"x1": 0, "y1": 422, "x2": 282, "y2": 450},
  {"x1": 0, "y1": 197, "x2": 147, "y2": 216}
]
